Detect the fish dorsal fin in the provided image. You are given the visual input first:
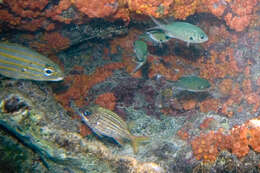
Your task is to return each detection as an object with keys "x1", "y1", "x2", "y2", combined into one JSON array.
[{"x1": 149, "y1": 15, "x2": 164, "y2": 27}]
